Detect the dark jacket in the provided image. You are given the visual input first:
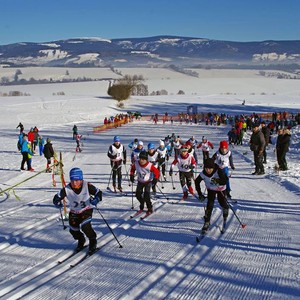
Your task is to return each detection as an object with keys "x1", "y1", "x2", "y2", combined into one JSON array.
[
  {"x1": 250, "y1": 130, "x2": 265, "y2": 154},
  {"x1": 261, "y1": 126, "x2": 270, "y2": 146},
  {"x1": 43, "y1": 142, "x2": 54, "y2": 159},
  {"x1": 277, "y1": 133, "x2": 290, "y2": 153}
]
